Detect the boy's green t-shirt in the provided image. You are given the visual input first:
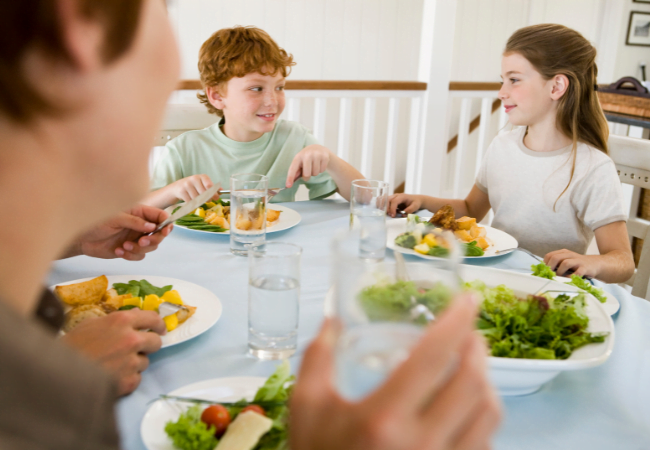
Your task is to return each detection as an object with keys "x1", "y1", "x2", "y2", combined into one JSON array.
[{"x1": 150, "y1": 119, "x2": 337, "y2": 202}]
